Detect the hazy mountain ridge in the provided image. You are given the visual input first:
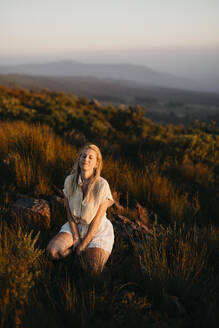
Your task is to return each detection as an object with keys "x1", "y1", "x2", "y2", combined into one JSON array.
[
  {"x1": 0, "y1": 60, "x2": 209, "y2": 93},
  {"x1": 0, "y1": 73, "x2": 219, "y2": 108}
]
